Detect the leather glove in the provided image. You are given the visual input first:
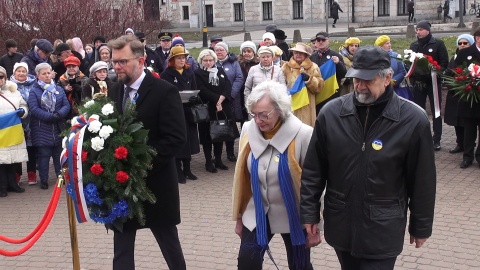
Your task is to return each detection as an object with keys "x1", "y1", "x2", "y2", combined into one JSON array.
[
  {"x1": 51, "y1": 113, "x2": 61, "y2": 121},
  {"x1": 302, "y1": 73, "x2": 310, "y2": 81},
  {"x1": 188, "y1": 95, "x2": 198, "y2": 104},
  {"x1": 17, "y1": 108, "x2": 25, "y2": 118}
]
